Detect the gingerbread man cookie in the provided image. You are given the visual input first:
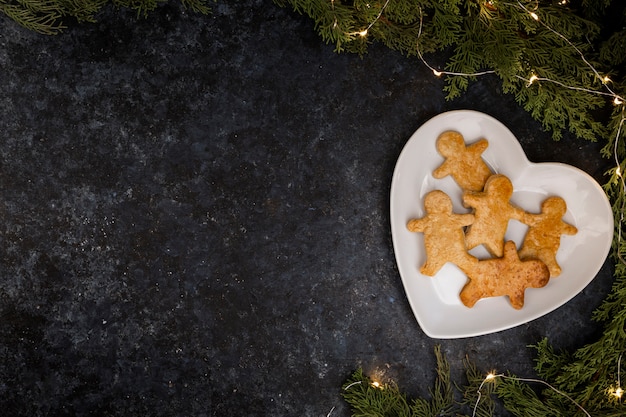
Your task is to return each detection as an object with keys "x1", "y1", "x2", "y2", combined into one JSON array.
[
  {"x1": 432, "y1": 131, "x2": 492, "y2": 192},
  {"x1": 460, "y1": 241, "x2": 550, "y2": 309},
  {"x1": 462, "y1": 174, "x2": 526, "y2": 257},
  {"x1": 519, "y1": 196, "x2": 577, "y2": 277},
  {"x1": 407, "y1": 190, "x2": 477, "y2": 276}
]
